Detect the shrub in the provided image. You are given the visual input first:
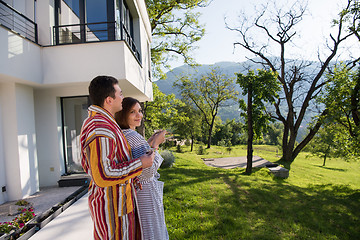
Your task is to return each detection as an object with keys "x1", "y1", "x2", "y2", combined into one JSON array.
[
  {"x1": 160, "y1": 150, "x2": 175, "y2": 168},
  {"x1": 162, "y1": 140, "x2": 175, "y2": 149},
  {"x1": 218, "y1": 140, "x2": 226, "y2": 147},
  {"x1": 176, "y1": 145, "x2": 182, "y2": 153},
  {"x1": 15, "y1": 200, "x2": 29, "y2": 206},
  {"x1": 197, "y1": 145, "x2": 206, "y2": 155}
]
